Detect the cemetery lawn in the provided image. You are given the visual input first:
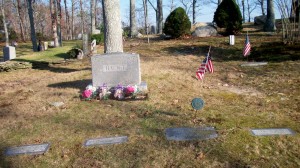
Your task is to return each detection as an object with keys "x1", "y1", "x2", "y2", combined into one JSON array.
[{"x1": 0, "y1": 35, "x2": 299, "y2": 167}]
